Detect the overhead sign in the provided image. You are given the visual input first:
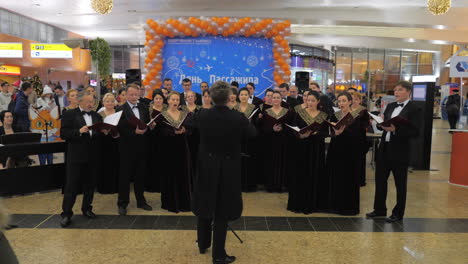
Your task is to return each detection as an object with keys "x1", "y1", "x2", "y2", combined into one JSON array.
[
  {"x1": 0, "y1": 65, "x2": 21, "y2": 76},
  {"x1": 31, "y1": 43, "x2": 72, "y2": 59},
  {"x1": 450, "y1": 56, "x2": 468, "y2": 78},
  {"x1": 0, "y1": 43, "x2": 23, "y2": 58}
]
